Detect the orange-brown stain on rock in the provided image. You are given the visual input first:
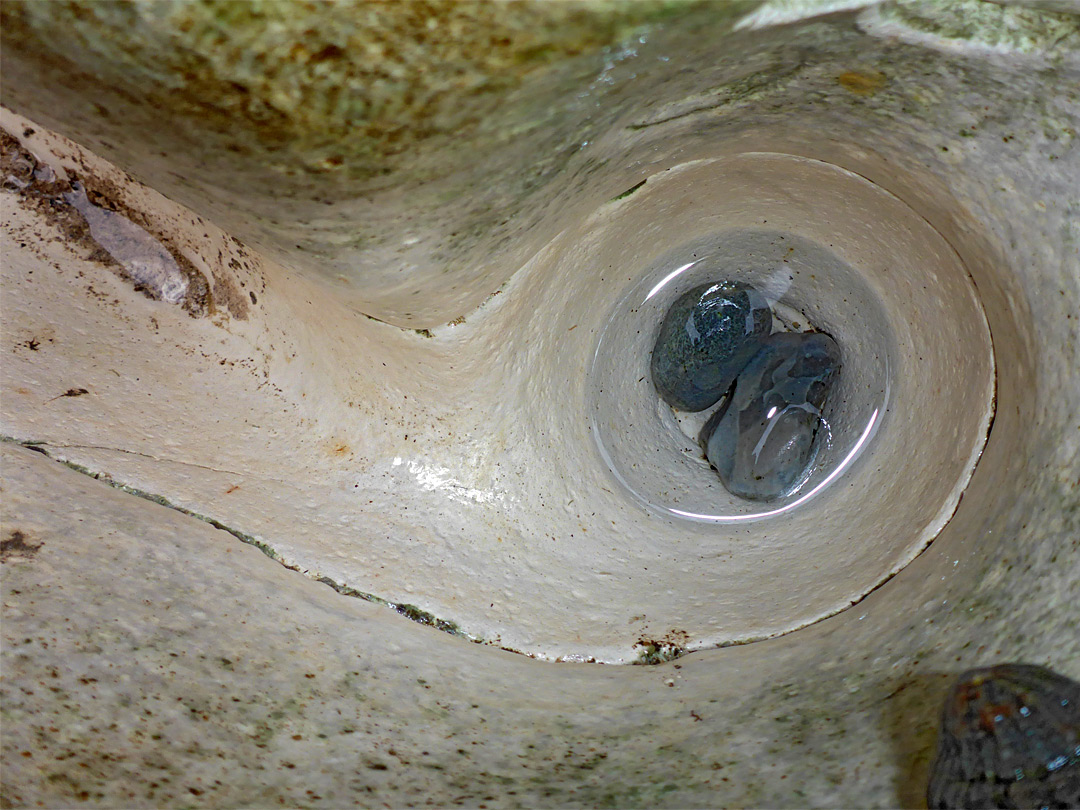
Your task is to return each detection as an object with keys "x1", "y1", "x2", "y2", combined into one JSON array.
[
  {"x1": 210, "y1": 269, "x2": 250, "y2": 320},
  {"x1": 325, "y1": 441, "x2": 350, "y2": 458},
  {"x1": 837, "y1": 70, "x2": 887, "y2": 95}
]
